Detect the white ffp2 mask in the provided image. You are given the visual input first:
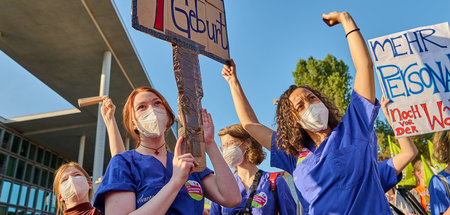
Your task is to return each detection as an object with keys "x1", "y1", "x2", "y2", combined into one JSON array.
[
  {"x1": 298, "y1": 102, "x2": 329, "y2": 132},
  {"x1": 222, "y1": 145, "x2": 246, "y2": 167},
  {"x1": 60, "y1": 176, "x2": 89, "y2": 202},
  {"x1": 135, "y1": 108, "x2": 169, "y2": 138}
]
